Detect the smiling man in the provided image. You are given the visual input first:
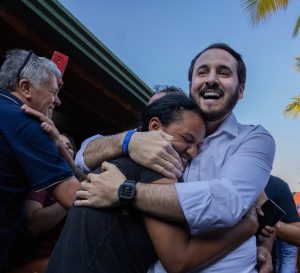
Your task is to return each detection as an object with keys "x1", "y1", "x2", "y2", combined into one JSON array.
[
  {"x1": 0, "y1": 49, "x2": 80, "y2": 270},
  {"x1": 75, "y1": 43, "x2": 275, "y2": 272}
]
